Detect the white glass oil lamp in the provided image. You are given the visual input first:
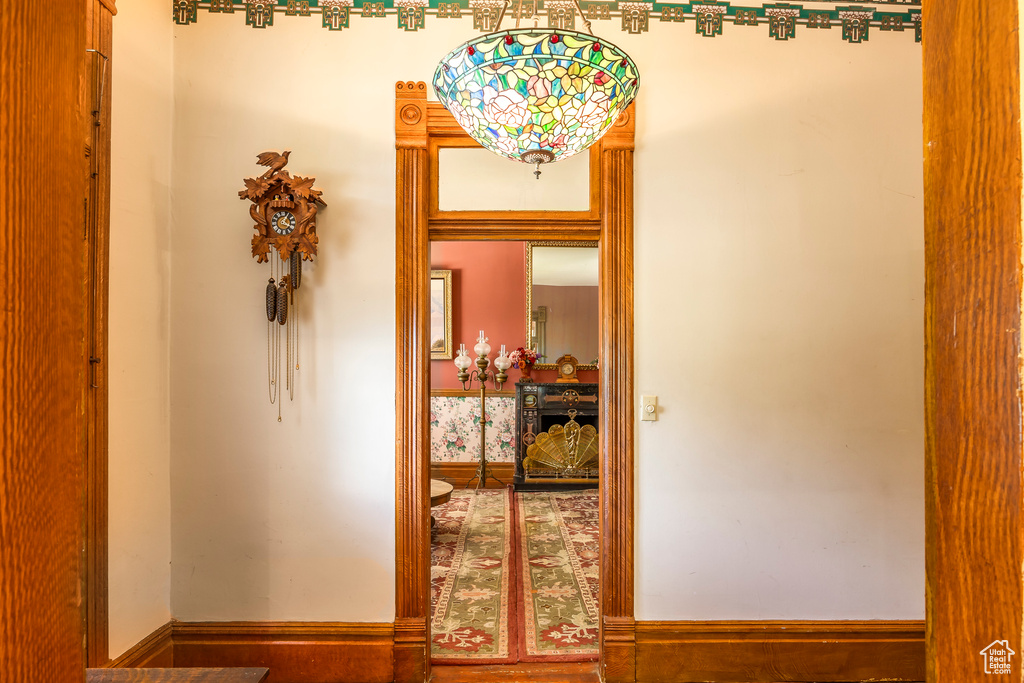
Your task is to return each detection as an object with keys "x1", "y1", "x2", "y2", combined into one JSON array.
[{"x1": 452, "y1": 330, "x2": 507, "y2": 487}]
